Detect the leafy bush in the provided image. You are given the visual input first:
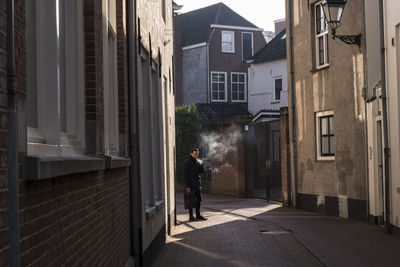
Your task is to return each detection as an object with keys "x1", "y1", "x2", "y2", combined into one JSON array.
[{"x1": 175, "y1": 104, "x2": 201, "y2": 183}]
